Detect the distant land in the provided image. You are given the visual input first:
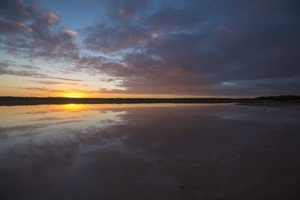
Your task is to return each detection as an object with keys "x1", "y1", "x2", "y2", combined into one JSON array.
[{"x1": 0, "y1": 95, "x2": 299, "y2": 106}]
